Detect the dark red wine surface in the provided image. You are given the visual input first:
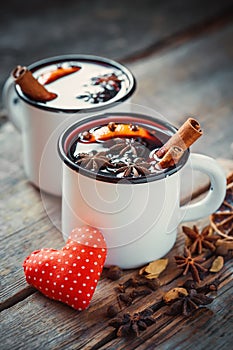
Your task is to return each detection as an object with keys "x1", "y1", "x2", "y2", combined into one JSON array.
[{"x1": 67, "y1": 122, "x2": 168, "y2": 178}]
